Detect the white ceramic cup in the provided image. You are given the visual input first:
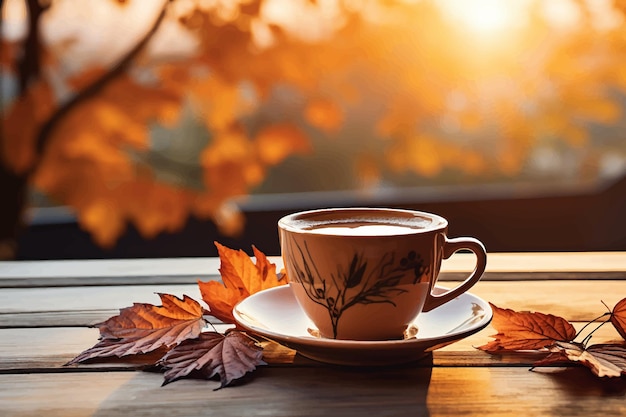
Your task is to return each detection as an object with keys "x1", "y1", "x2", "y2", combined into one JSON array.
[{"x1": 278, "y1": 207, "x2": 487, "y2": 340}]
